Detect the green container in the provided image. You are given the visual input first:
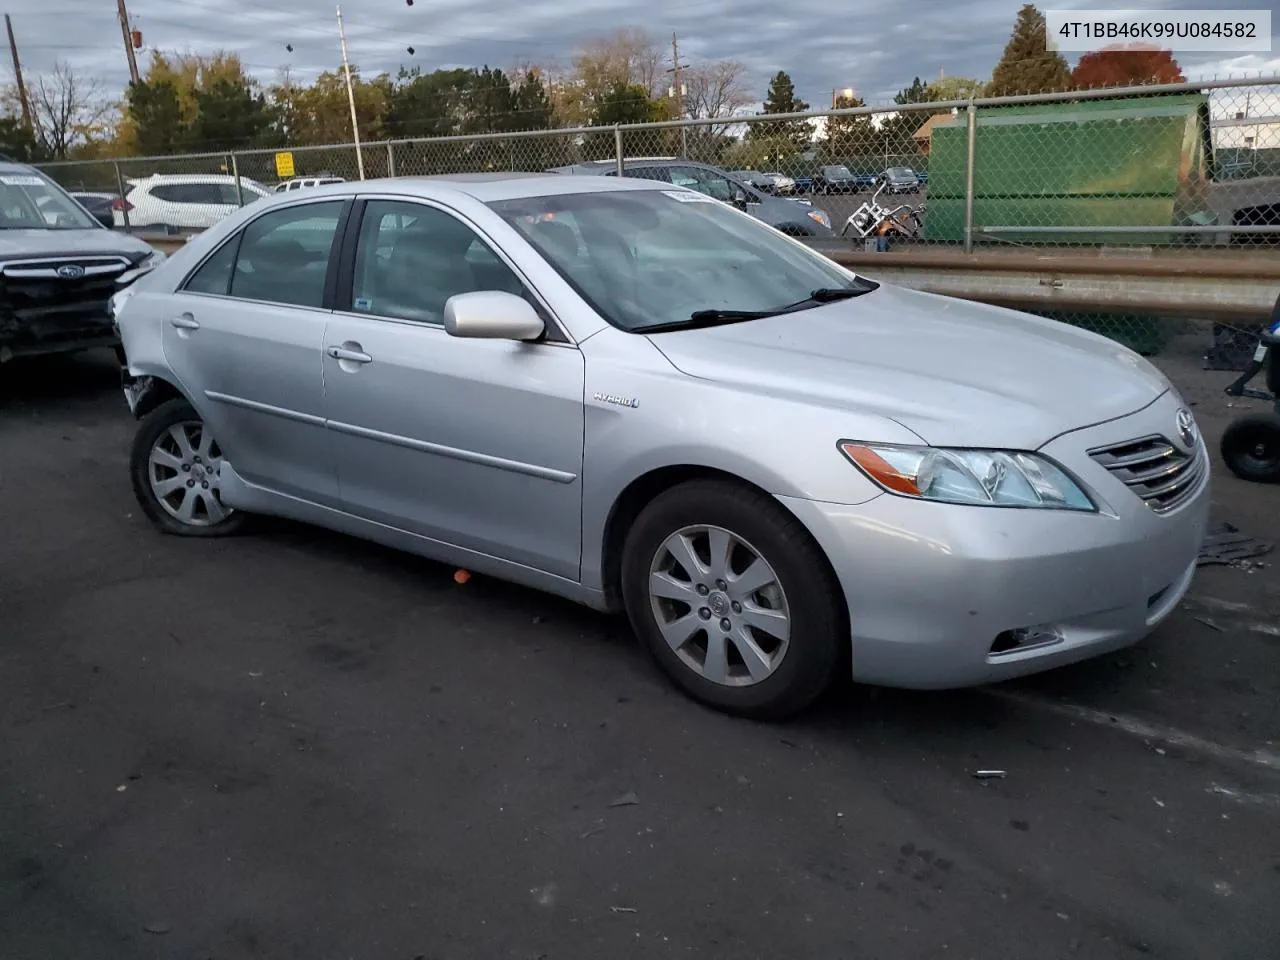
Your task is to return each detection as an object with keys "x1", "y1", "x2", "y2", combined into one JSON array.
[{"x1": 925, "y1": 93, "x2": 1216, "y2": 245}]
